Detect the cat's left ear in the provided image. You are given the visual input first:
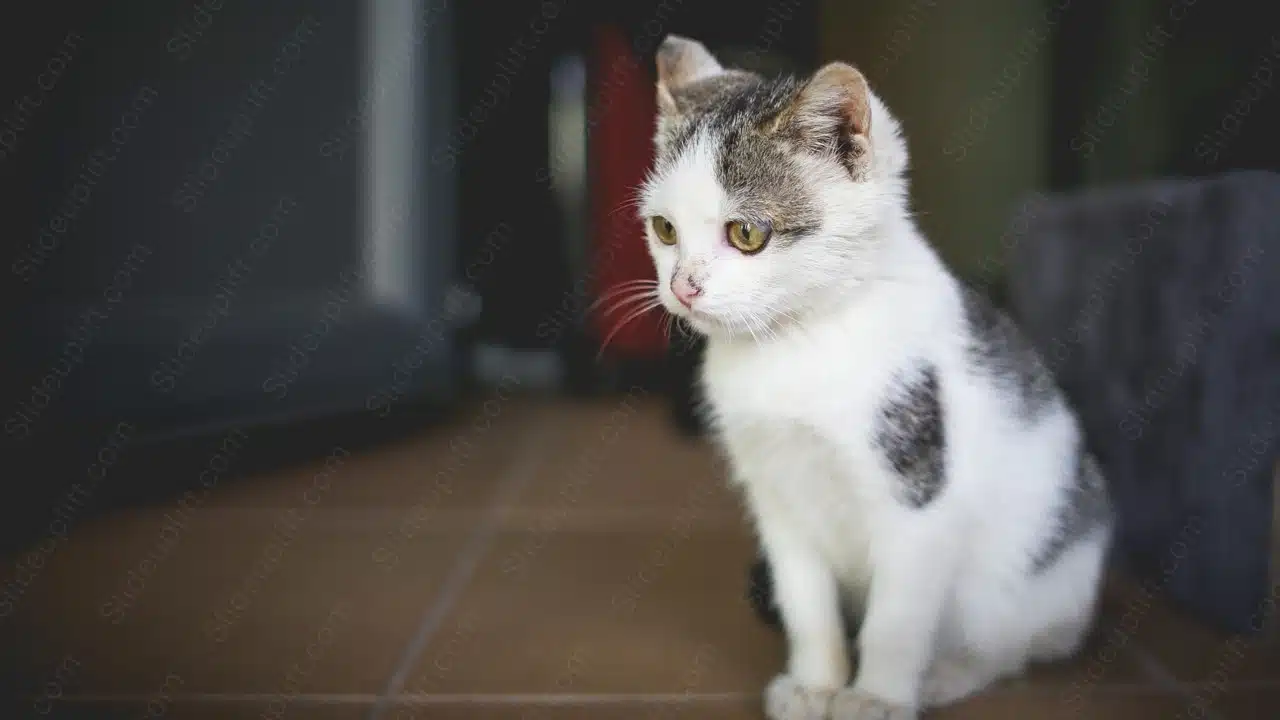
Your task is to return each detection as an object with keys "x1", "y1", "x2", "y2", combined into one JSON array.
[
  {"x1": 778, "y1": 62, "x2": 874, "y2": 178},
  {"x1": 655, "y1": 35, "x2": 724, "y2": 115}
]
